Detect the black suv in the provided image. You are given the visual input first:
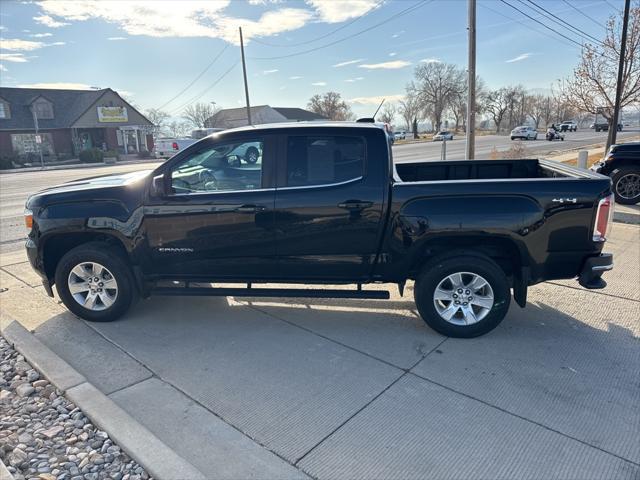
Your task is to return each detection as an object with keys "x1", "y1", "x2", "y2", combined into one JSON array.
[{"x1": 591, "y1": 142, "x2": 640, "y2": 205}]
